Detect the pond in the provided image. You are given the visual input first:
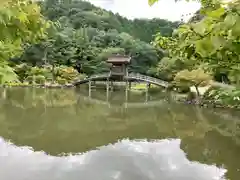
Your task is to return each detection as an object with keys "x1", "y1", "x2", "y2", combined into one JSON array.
[{"x1": 0, "y1": 87, "x2": 239, "y2": 180}]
